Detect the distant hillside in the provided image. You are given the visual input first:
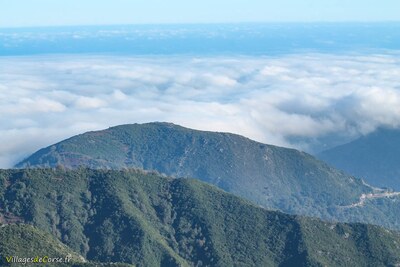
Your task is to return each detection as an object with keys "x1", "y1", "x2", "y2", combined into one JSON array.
[
  {"x1": 318, "y1": 128, "x2": 400, "y2": 190},
  {"x1": 16, "y1": 123, "x2": 400, "y2": 230},
  {"x1": 1, "y1": 168, "x2": 400, "y2": 266}
]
